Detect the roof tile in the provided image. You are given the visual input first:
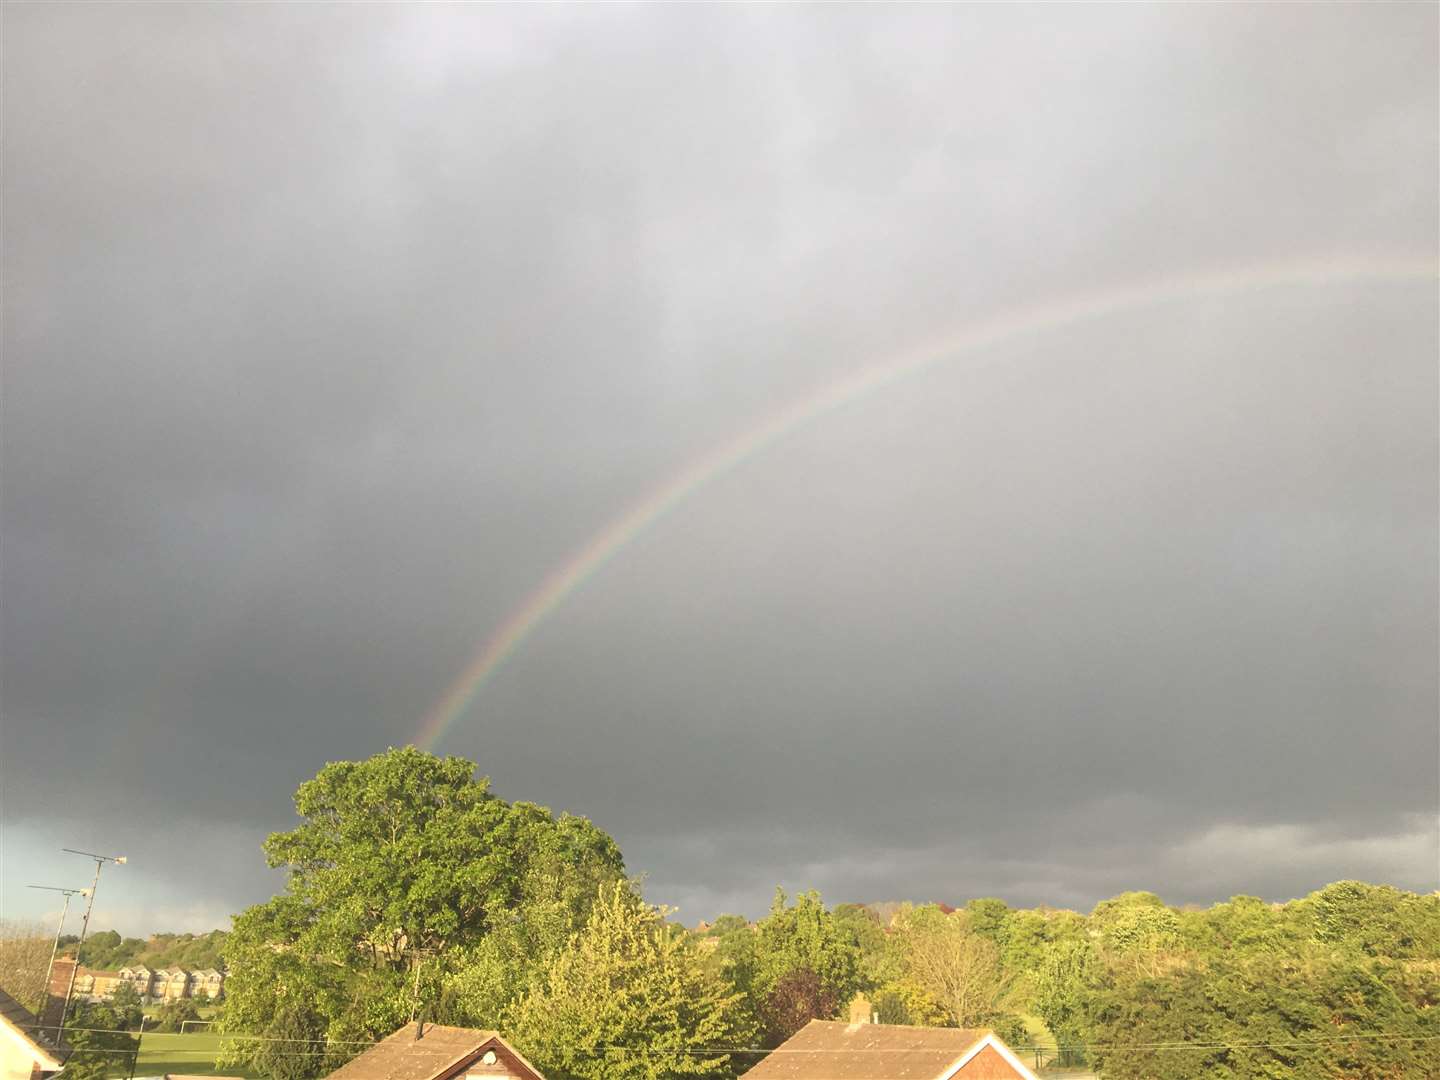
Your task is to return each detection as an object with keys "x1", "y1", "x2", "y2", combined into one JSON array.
[{"x1": 740, "y1": 1020, "x2": 989, "y2": 1080}]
